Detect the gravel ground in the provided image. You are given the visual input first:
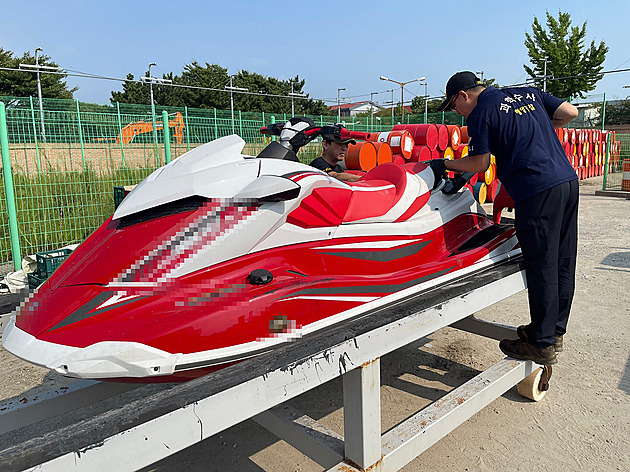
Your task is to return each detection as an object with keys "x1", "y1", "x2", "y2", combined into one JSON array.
[{"x1": 1, "y1": 175, "x2": 628, "y2": 471}]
